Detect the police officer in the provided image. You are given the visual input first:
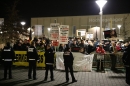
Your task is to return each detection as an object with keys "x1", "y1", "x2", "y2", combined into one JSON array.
[
  {"x1": 1, "y1": 42, "x2": 15, "y2": 79},
  {"x1": 63, "y1": 47, "x2": 77, "y2": 83},
  {"x1": 122, "y1": 42, "x2": 130, "y2": 85},
  {"x1": 27, "y1": 41, "x2": 39, "y2": 80},
  {"x1": 44, "y1": 44, "x2": 55, "y2": 81}
]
